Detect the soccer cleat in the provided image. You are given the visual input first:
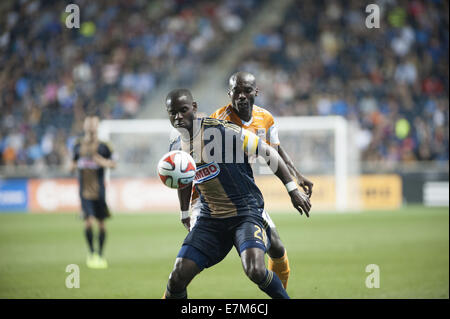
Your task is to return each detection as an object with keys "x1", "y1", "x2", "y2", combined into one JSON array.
[
  {"x1": 86, "y1": 252, "x2": 98, "y2": 268},
  {"x1": 96, "y1": 256, "x2": 108, "y2": 269}
]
